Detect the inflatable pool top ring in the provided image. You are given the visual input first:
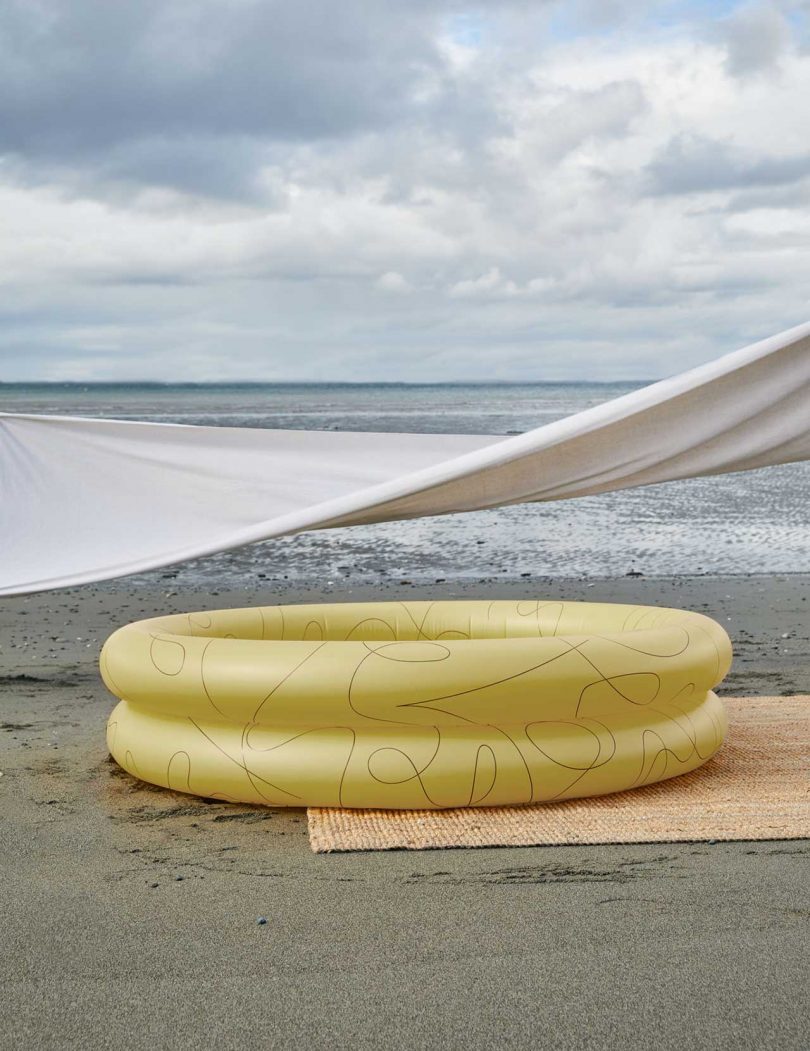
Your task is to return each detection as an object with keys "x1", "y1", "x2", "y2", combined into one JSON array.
[{"x1": 101, "y1": 600, "x2": 732, "y2": 810}]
